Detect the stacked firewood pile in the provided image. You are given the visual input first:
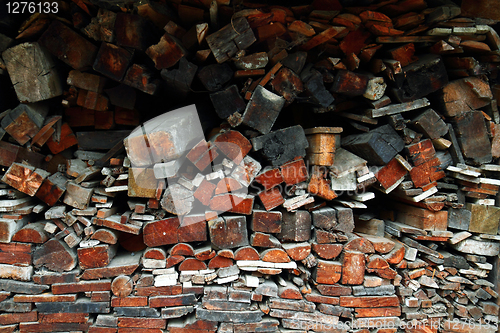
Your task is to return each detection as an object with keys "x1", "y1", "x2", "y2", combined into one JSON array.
[{"x1": 0, "y1": 0, "x2": 500, "y2": 332}]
